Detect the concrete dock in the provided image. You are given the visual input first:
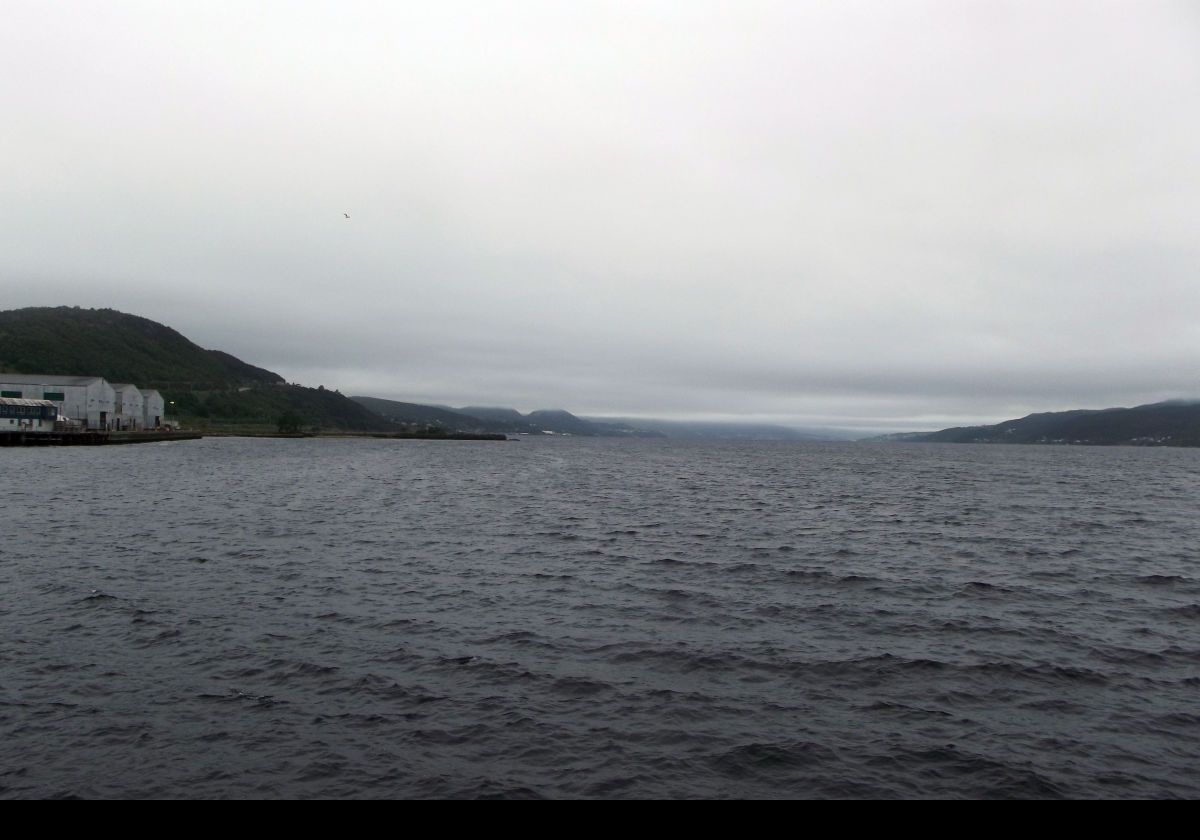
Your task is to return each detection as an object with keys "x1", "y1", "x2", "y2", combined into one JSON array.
[{"x1": 0, "y1": 430, "x2": 202, "y2": 447}]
